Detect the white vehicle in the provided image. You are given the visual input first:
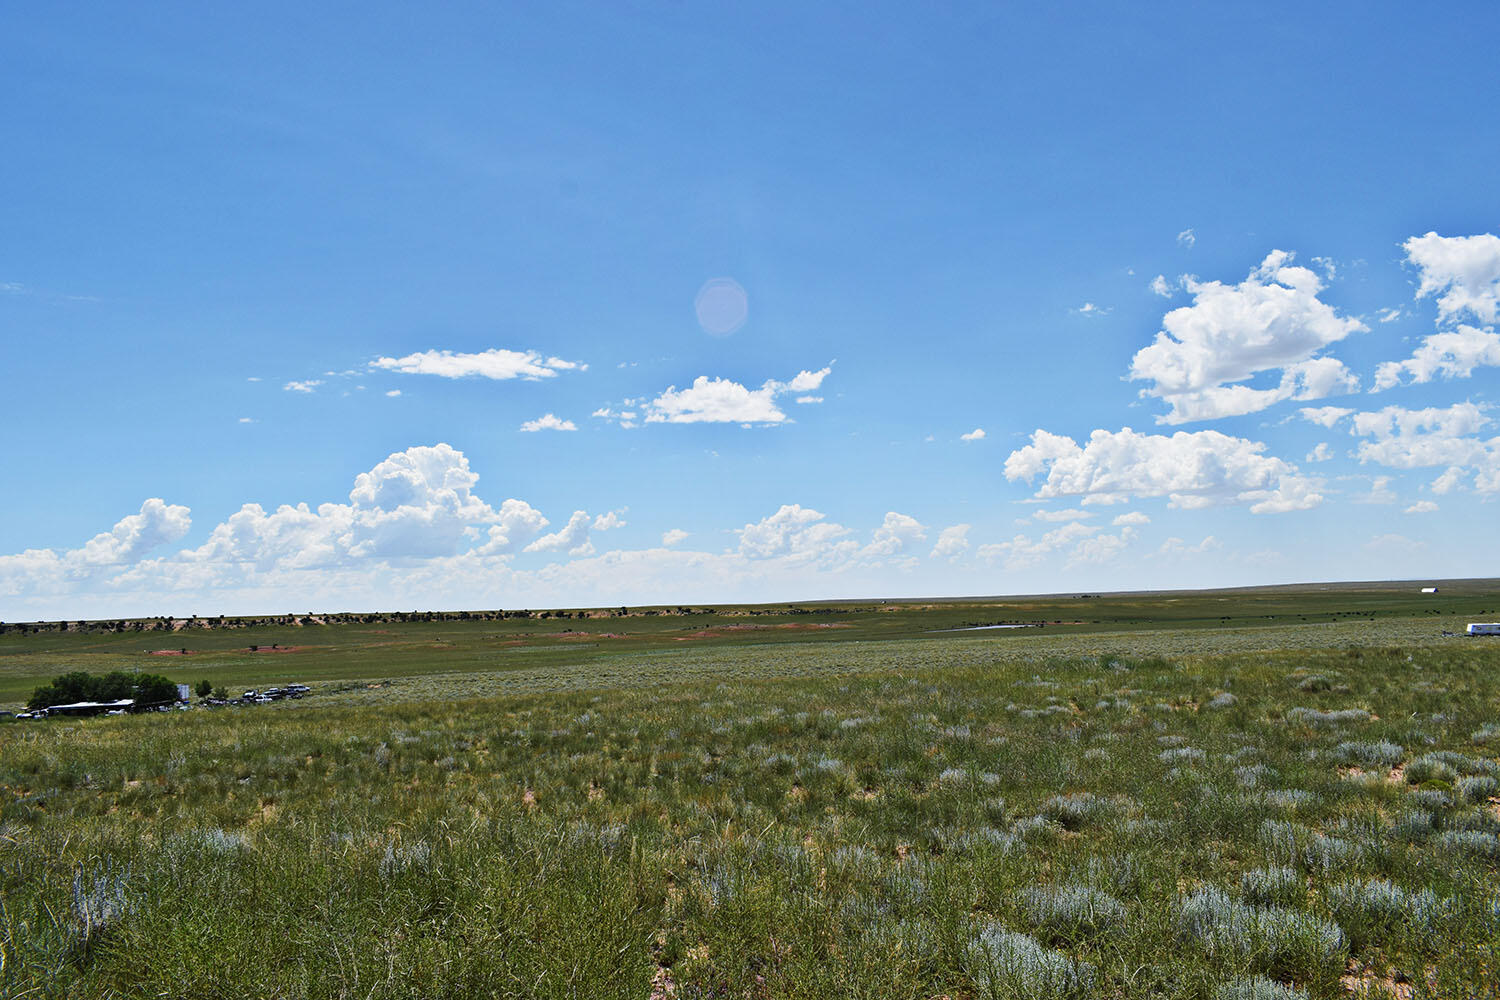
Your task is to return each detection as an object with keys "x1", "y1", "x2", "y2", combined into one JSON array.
[{"x1": 1467, "y1": 623, "x2": 1500, "y2": 636}]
